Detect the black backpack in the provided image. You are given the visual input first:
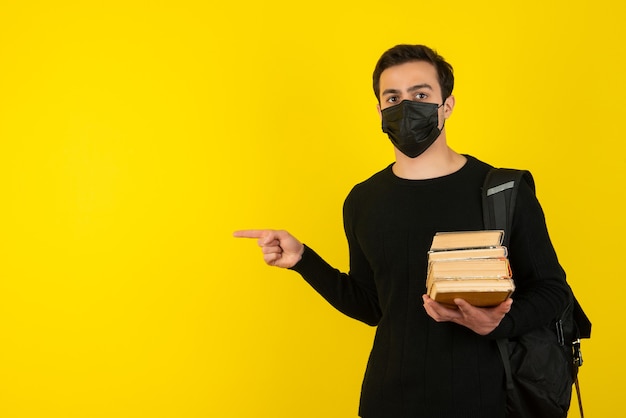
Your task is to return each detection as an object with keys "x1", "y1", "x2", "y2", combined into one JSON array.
[{"x1": 482, "y1": 168, "x2": 592, "y2": 418}]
